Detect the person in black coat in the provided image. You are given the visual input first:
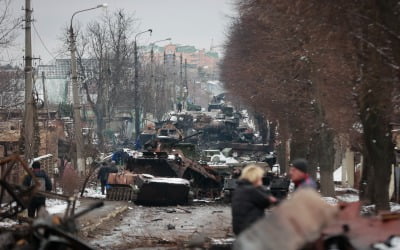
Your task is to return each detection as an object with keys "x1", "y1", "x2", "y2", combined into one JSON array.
[
  {"x1": 98, "y1": 162, "x2": 111, "y2": 195},
  {"x1": 23, "y1": 161, "x2": 52, "y2": 218},
  {"x1": 231, "y1": 164, "x2": 277, "y2": 235}
]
